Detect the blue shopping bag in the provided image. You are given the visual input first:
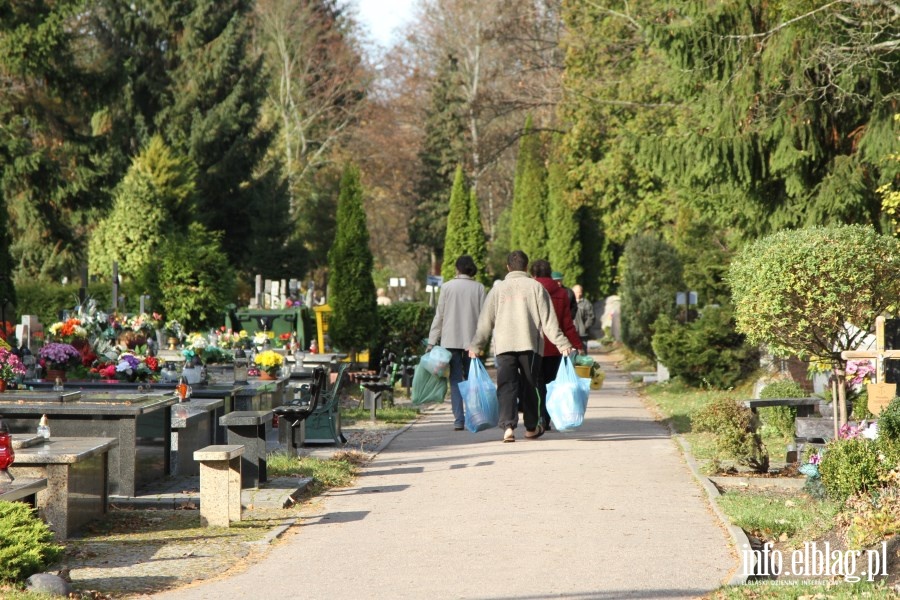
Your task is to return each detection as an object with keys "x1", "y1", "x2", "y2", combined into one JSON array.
[
  {"x1": 546, "y1": 356, "x2": 591, "y2": 431},
  {"x1": 459, "y1": 358, "x2": 499, "y2": 433}
]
